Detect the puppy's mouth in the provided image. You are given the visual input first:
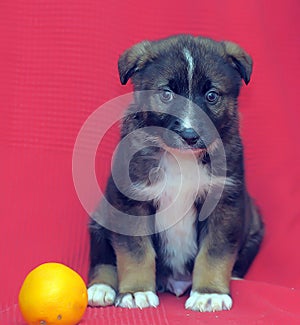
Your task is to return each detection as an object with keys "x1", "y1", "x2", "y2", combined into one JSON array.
[
  {"x1": 162, "y1": 142, "x2": 206, "y2": 155},
  {"x1": 168, "y1": 147, "x2": 205, "y2": 154},
  {"x1": 161, "y1": 129, "x2": 216, "y2": 155}
]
